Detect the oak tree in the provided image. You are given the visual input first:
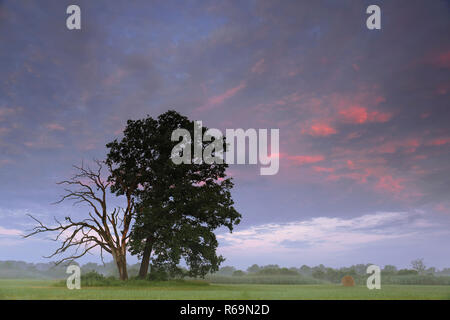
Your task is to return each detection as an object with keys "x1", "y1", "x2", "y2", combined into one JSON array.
[{"x1": 106, "y1": 110, "x2": 241, "y2": 278}]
